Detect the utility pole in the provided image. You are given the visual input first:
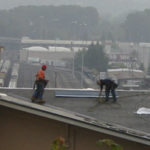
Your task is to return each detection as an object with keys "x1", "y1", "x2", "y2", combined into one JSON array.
[
  {"x1": 130, "y1": 55, "x2": 134, "y2": 90},
  {"x1": 71, "y1": 42, "x2": 75, "y2": 79},
  {"x1": 54, "y1": 71, "x2": 57, "y2": 88},
  {"x1": 0, "y1": 46, "x2": 4, "y2": 61},
  {"x1": 81, "y1": 47, "x2": 84, "y2": 88},
  {"x1": 72, "y1": 50, "x2": 75, "y2": 79},
  {"x1": 54, "y1": 40, "x2": 57, "y2": 88}
]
